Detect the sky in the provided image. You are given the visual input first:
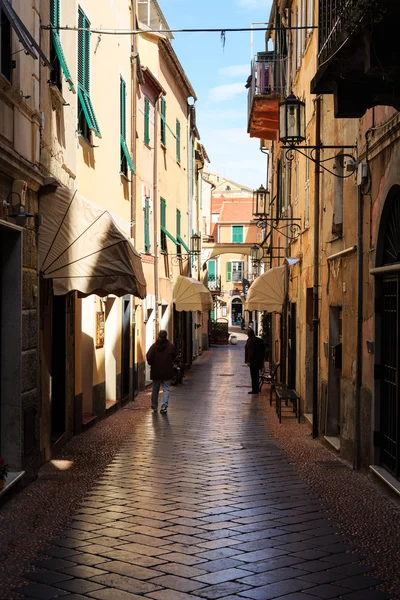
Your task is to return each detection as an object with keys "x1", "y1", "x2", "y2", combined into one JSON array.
[{"x1": 160, "y1": 0, "x2": 272, "y2": 190}]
